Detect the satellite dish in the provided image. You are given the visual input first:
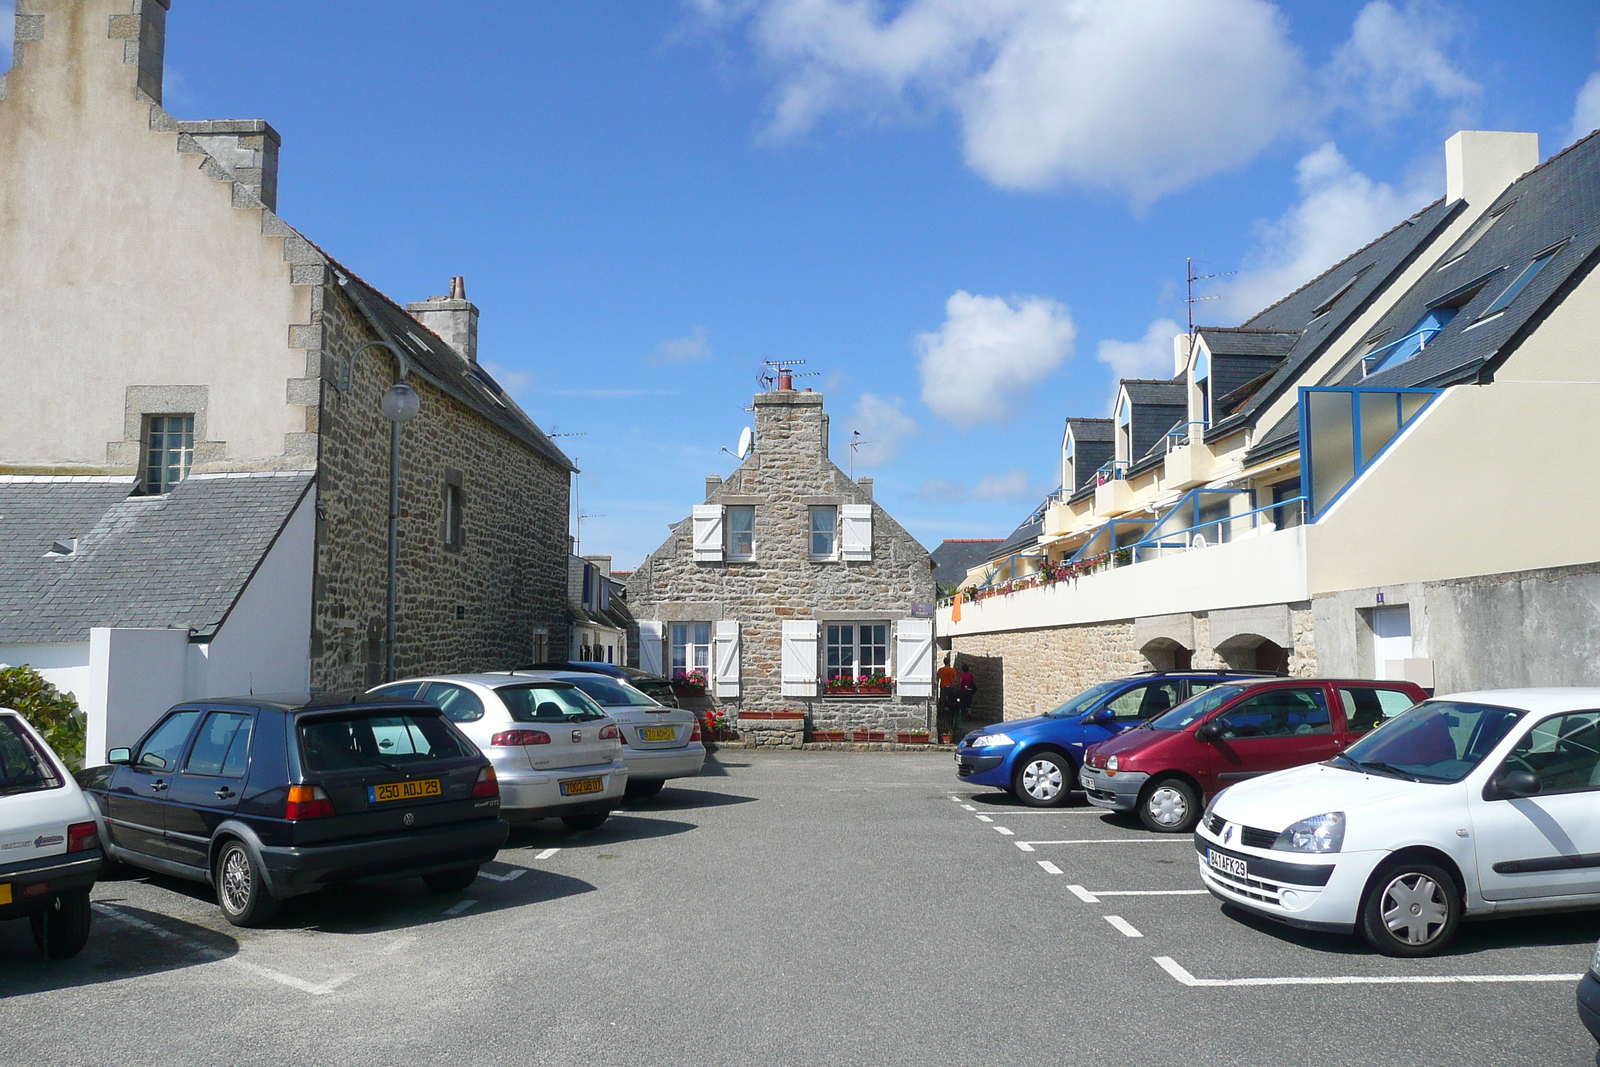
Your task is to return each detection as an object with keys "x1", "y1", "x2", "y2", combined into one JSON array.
[{"x1": 736, "y1": 427, "x2": 754, "y2": 459}]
